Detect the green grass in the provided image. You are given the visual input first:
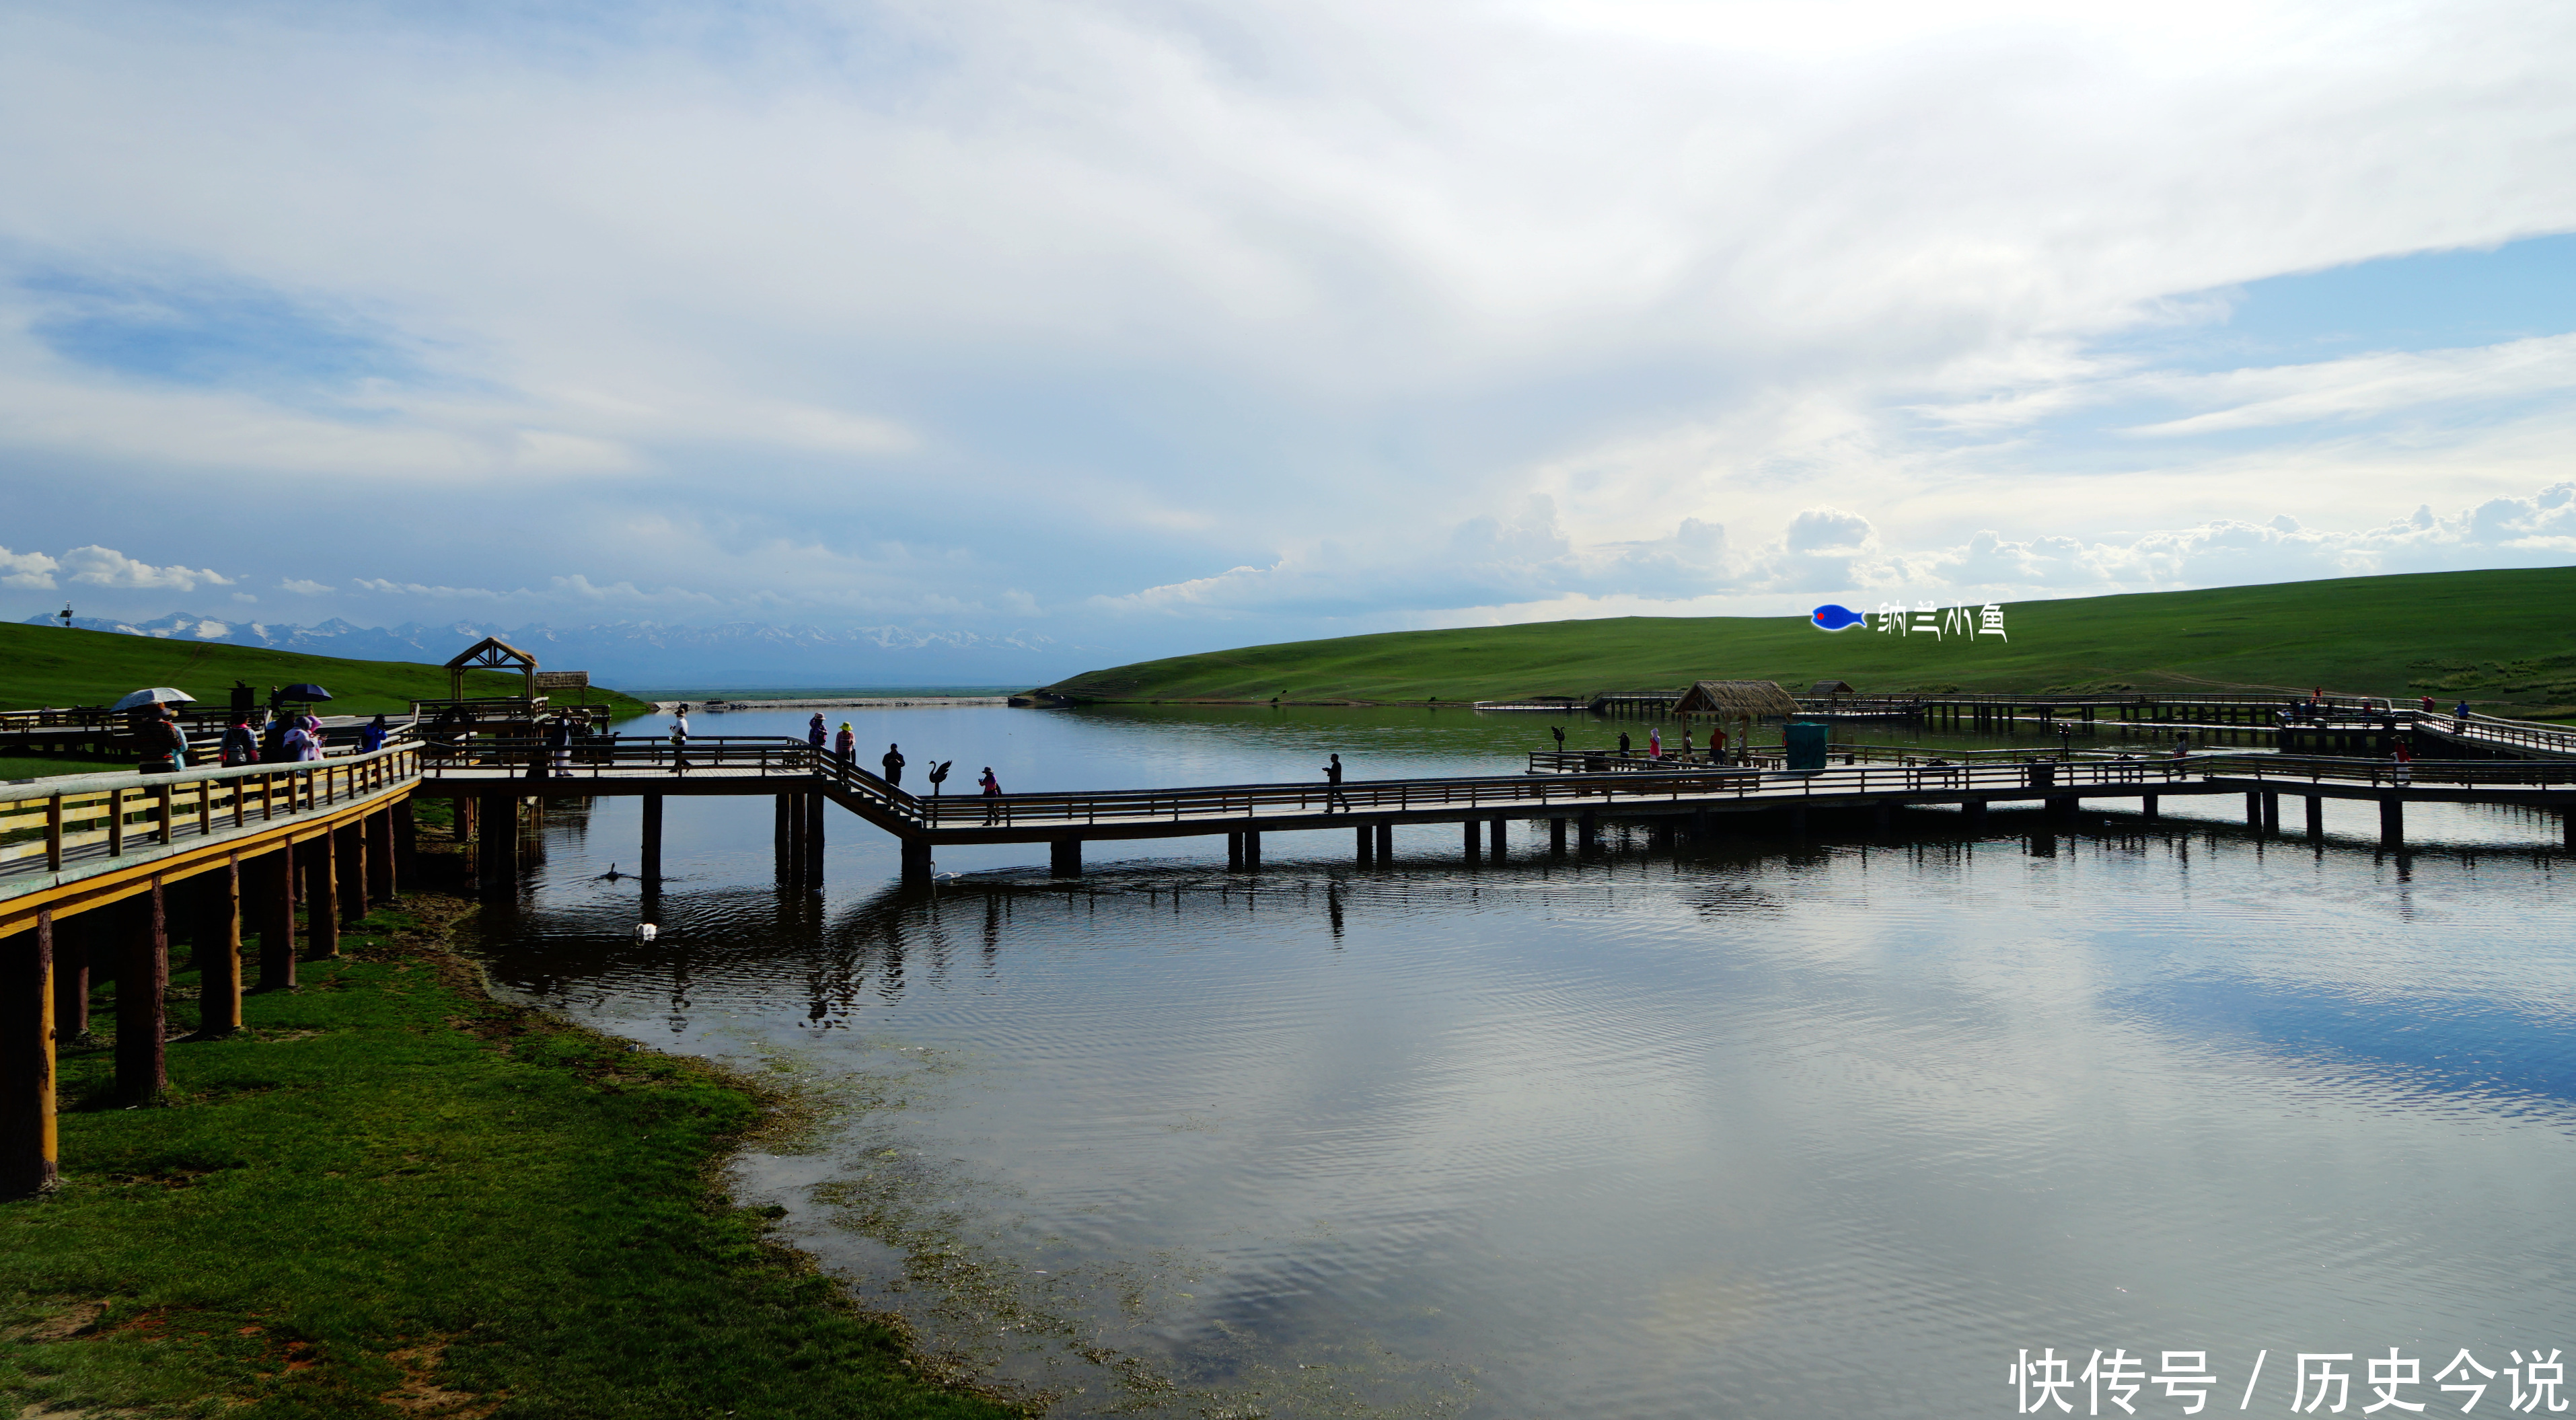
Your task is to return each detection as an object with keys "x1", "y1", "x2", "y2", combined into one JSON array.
[
  {"x1": 0, "y1": 751, "x2": 125, "y2": 782},
  {"x1": 1045, "y1": 566, "x2": 2576, "y2": 714},
  {"x1": 0, "y1": 897, "x2": 1017, "y2": 1419},
  {"x1": 0, "y1": 622, "x2": 653, "y2": 717}
]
